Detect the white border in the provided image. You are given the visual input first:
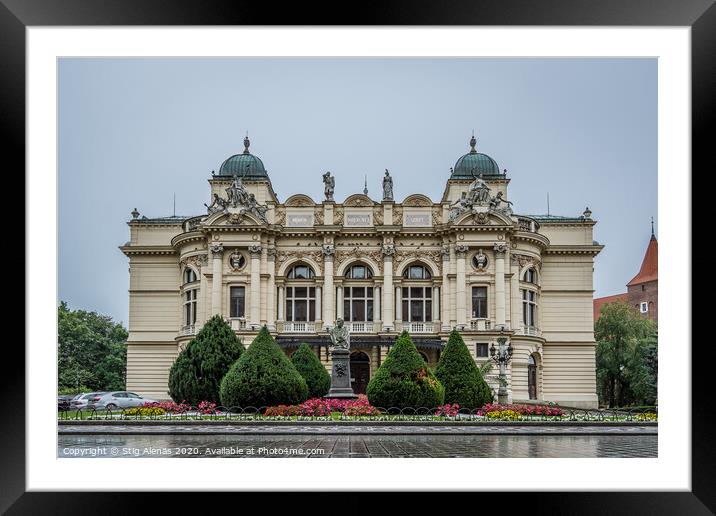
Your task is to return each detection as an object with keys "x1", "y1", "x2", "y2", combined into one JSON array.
[{"x1": 28, "y1": 27, "x2": 690, "y2": 491}]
